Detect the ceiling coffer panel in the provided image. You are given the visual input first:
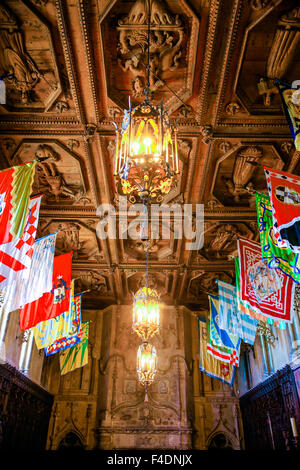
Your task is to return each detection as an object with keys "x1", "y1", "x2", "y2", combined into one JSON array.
[{"x1": 99, "y1": 0, "x2": 200, "y2": 114}]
